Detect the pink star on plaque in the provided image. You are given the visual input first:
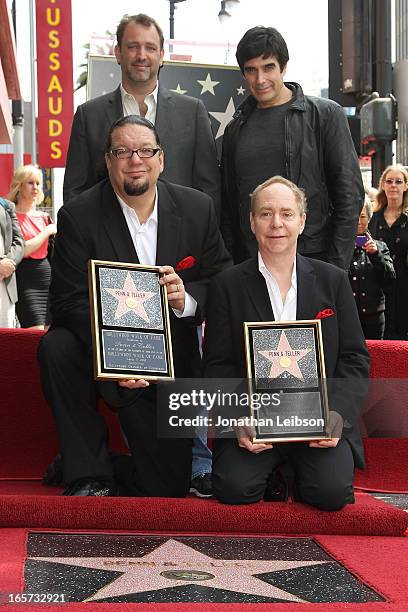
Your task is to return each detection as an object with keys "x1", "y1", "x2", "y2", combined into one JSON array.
[
  {"x1": 258, "y1": 331, "x2": 311, "y2": 380},
  {"x1": 104, "y1": 272, "x2": 155, "y2": 323}
]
